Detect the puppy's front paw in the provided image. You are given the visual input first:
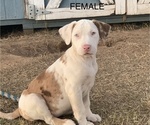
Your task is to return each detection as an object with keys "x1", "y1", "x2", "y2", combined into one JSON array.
[
  {"x1": 87, "y1": 114, "x2": 102, "y2": 122},
  {"x1": 87, "y1": 121, "x2": 94, "y2": 125},
  {"x1": 79, "y1": 121, "x2": 94, "y2": 125},
  {"x1": 63, "y1": 119, "x2": 76, "y2": 125},
  {"x1": 78, "y1": 118, "x2": 94, "y2": 125}
]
